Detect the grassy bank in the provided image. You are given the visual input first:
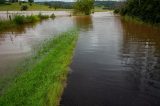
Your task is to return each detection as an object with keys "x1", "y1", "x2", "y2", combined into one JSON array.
[
  {"x1": 0, "y1": 30, "x2": 78, "y2": 106},
  {"x1": 0, "y1": 3, "x2": 53, "y2": 11},
  {"x1": 0, "y1": 3, "x2": 71, "y2": 11},
  {"x1": 0, "y1": 14, "x2": 50, "y2": 31},
  {"x1": 120, "y1": 15, "x2": 160, "y2": 27}
]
